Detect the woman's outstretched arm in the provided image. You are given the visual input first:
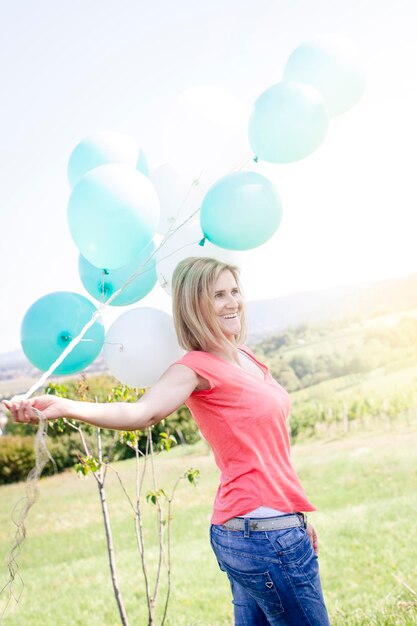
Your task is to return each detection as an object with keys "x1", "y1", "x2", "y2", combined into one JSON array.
[{"x1": 3, "y1": 364, "x2": 198, "y2": 431}]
